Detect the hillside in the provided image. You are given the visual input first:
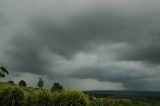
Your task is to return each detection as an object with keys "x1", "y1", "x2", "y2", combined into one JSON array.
[{"x1": 1, "y1": 82, "x2": 160, "y2": 106}]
